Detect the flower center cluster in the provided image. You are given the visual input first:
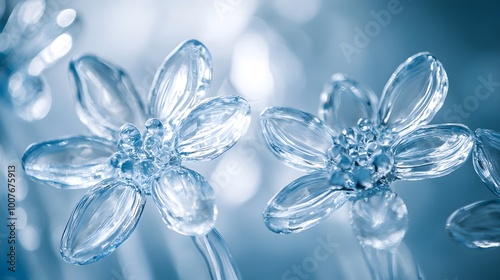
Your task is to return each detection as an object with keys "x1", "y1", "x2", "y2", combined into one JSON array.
[
  {"x1": 328, "y1": 118, "x2": 394, "y2": 192},
  {"x1": 109, "y1": 118, "x2": 179, "y2": 194}
]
